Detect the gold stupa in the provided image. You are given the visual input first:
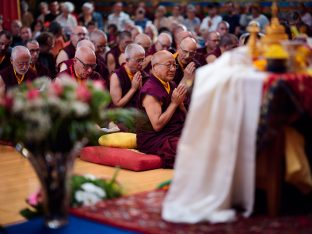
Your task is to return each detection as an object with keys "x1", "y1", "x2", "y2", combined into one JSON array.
[{"x1": 261, "y1": 2, "x2": 288, "y2": 46}]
